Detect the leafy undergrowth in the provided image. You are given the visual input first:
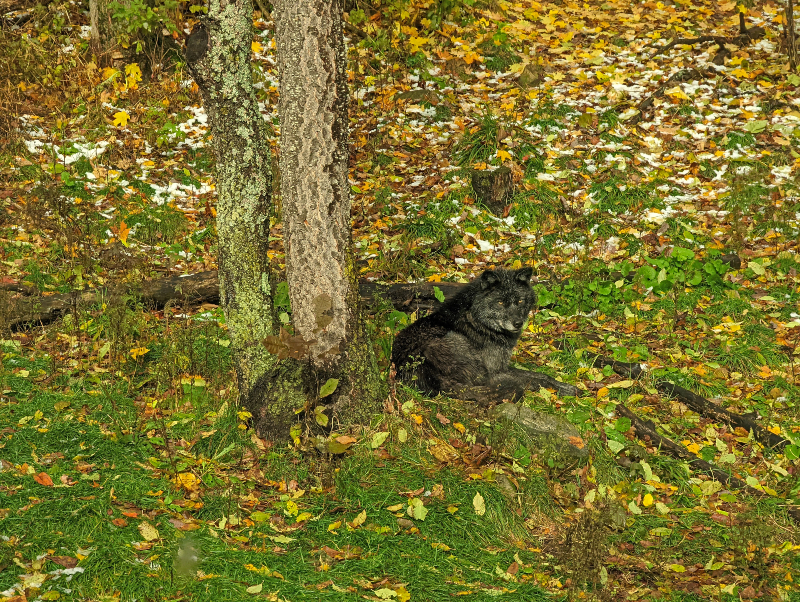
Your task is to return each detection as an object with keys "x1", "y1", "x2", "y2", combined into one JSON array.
[{"x1": 1, "y1": 0, "x2": 800, "y2": 600}]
